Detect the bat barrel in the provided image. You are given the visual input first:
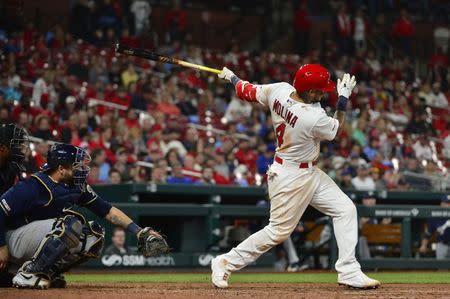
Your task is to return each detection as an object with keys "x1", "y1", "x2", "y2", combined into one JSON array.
[{"x1": 115, "y1": 43, "x2": 222, "y2": 75}]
